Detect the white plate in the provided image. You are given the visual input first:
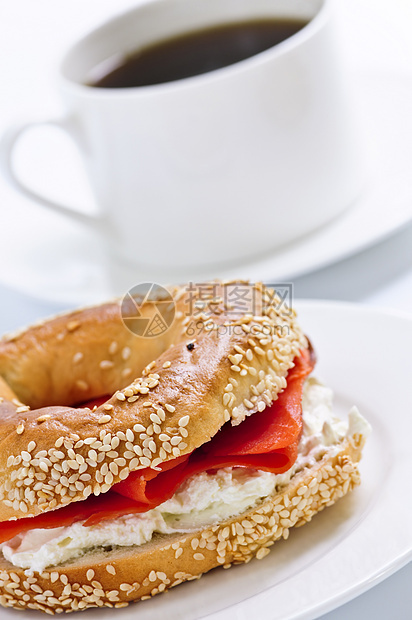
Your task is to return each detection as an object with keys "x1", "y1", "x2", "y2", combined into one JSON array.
[
  {"x1": 1, "y1": 0, "x2": 412, "y2": 305},
  {"x1": 1, "y1": 301, "x2": 411, "y2": 619}
]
